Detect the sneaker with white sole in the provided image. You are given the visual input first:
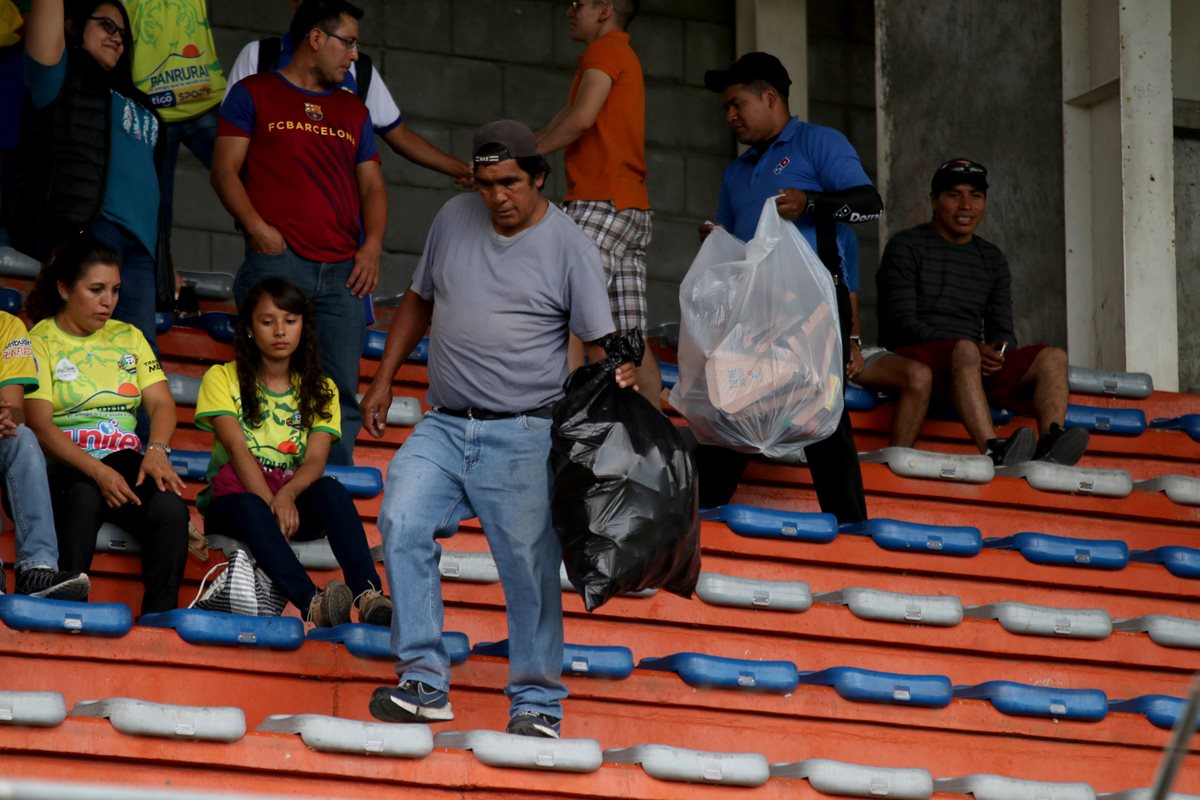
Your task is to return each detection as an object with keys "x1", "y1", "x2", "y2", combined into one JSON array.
[
  {"x1": 15, "y1": 567, "x2": 90, "y2": 601},
  {"x1": 506, "y1": 711, "x2": 561, "y2": 739},
  {"x1": 369, "y1": 680, "x2": 454, "y2": 723}
]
